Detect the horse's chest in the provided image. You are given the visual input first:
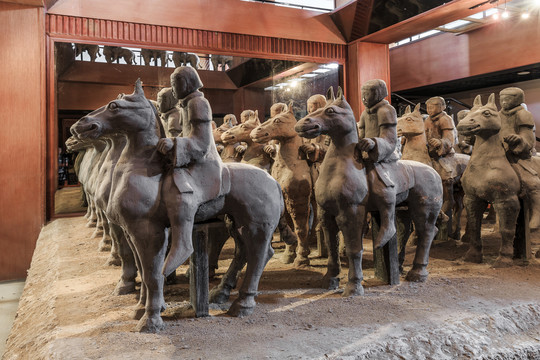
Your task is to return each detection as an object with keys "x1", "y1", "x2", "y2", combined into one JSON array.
[
  {"x1": 316, "y1": 160, "x2": 367, "y2": 209},
  {"x1": 271, "y1": 161, "x2": 311, "y2": 191},
  {"x1": 109, "y1": 169, "x2": 162, "y2": 220},
  {"x1": 462, "y1": 162, "x2": 519, "y2": 200}
]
